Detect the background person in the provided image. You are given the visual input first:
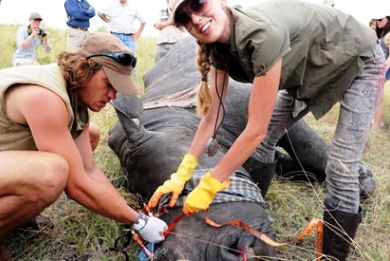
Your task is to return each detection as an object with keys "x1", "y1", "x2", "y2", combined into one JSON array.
[
  {"x1": 371, "y1": 11, "x2": 390, "y2": 130},
  {"x1": 0, "y1": 32, "x2": 167, "y2": 243},
  {"x1": 98, "y1": 0, "x2": 146, "y2": 53},
  {"x1": 154, "y1": 0, "x2": 183, "y2": 63},
  {"x1": 12, "y1": 12, "x2": 51, "y2": 67},
  {"x1": 64, "y1": 0, "x2": 96, "y2": 52},
  {"x1": 149, "y1": 0, "x2": 384, "y2": 260}
]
